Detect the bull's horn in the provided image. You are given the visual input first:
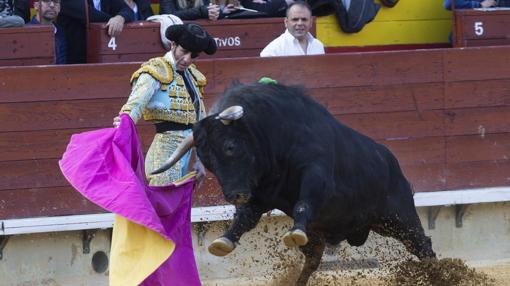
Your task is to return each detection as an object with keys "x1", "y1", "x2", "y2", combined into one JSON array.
[
  {"x1": 215, "y1": 106, "x2": 243, "y2": 125},
  {"x1": 150, "y1": 134, "x2": 194, "y2": 175}
]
